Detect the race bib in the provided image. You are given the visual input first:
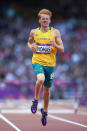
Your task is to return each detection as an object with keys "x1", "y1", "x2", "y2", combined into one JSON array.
[{"x1": 36, "y1": 44, "x2": 51, "y2": 54}]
